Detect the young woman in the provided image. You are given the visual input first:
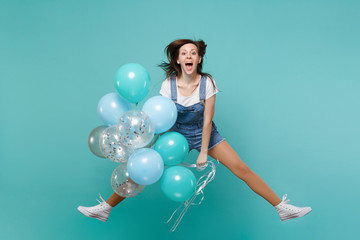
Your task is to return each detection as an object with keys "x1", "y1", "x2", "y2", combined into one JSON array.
[{"x1": 78, "y1": 39, "x2": 312, "y2": 223}]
